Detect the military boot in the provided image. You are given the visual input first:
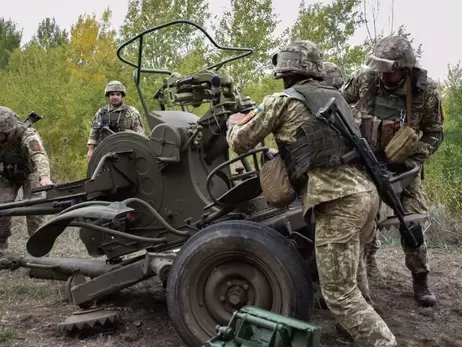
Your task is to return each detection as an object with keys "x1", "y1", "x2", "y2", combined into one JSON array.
[{"x1": 412, "y1": 272, "x2": 436, "y2": 307}]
